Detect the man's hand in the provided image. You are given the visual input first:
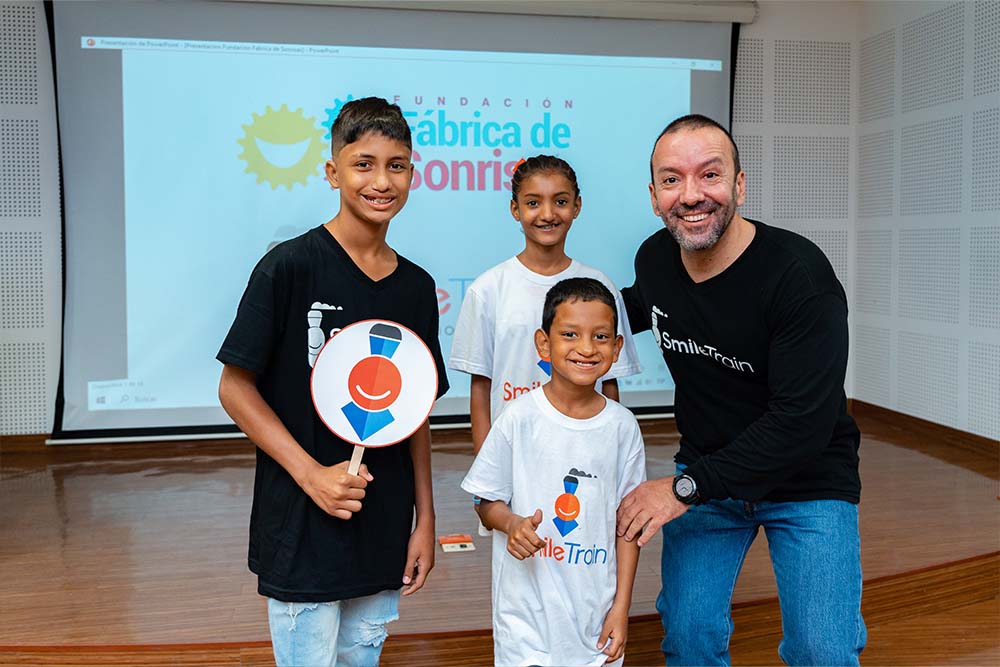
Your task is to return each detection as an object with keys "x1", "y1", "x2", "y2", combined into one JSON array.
[
  {"x1": 402, "y1": 522, "x2": 435, "y2": 596},
  {"x1": 506, "y1": 509, "x2": 545, "y2": 560},
  {"x1": 598, "y1": 603, "x2": 629, "y2": 663},
  {"x1": 301, "y1": 460, "x2": 373, "y2": 519},
  {"x1": 616, "y1": 477, "x2": 690, "y2": 547}
]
